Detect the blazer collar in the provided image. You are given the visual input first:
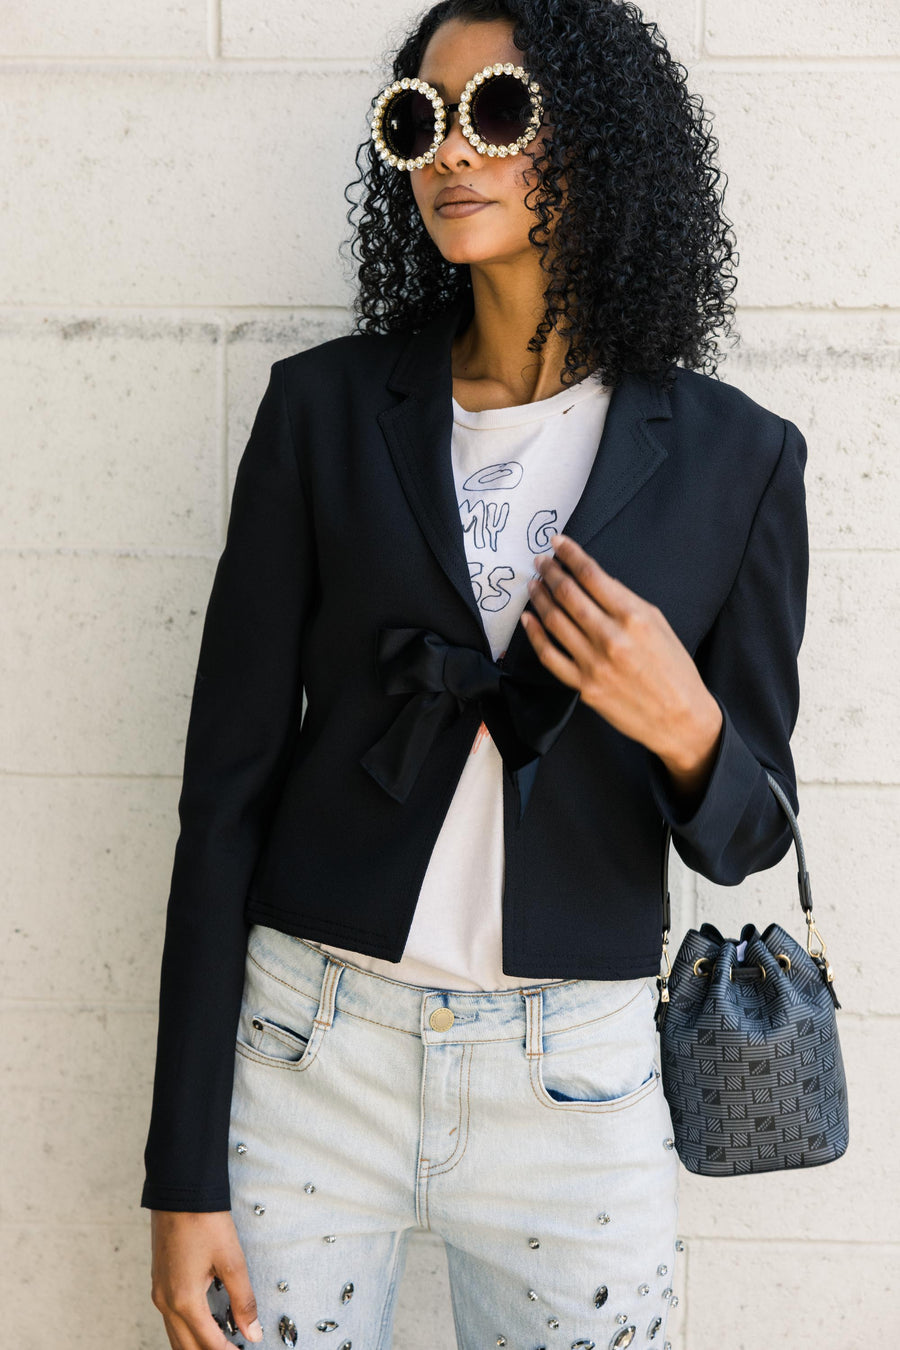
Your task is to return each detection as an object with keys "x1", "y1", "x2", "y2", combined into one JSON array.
[{"x1": 376, "y1": 291, "x2": 672, "y2": 665}]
